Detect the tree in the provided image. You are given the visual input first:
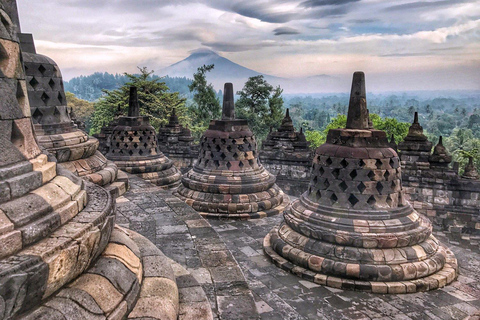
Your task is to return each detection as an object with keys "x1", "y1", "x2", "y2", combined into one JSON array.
[
  {"x1": 188, "y1": 64, "x2": 221, "y2": 138},
  {"x1": 305, "y1": 114, "x2": 409, "y2": 149},
  {"x1": 66, "y1": 92, "x2": 94, "y2": 132},
  {"x1": 89, "y1": 67, "x2": 187, "y2": 135},
  {"x1": 444, "y1": 128, "x2": 480, "y2": 174},
  {"x1": 235, "y1": 75, "x2": 284, "y2": 142}
]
